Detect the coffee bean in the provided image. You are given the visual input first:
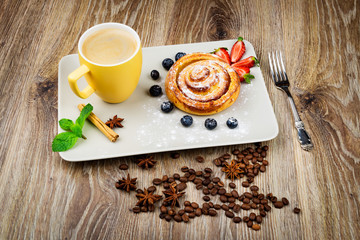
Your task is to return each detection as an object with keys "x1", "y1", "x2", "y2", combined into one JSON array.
[
  {"x1": 243, "y1": 216, "x2": 249, "y2": 222},
  {"x1": 250, "y1": 185, "x2": 259, "y2": 191},
  {"x1": 203, "y1": 173, "x2": 211, "y2": 178},
  {"x1": 204, "y1": 167, "x2": 213, "y2": 173},
  {"x1": 260, "y1": 210, "x2": 266, "y2": 217},
  {"x1": 225, "y1": 193, "x2": 232, "y2": 198},
  {"x1": 163, "y1": 183, "x2": 170, "y2": 189},
  {"x1": 133, "y1": 206, "x2": 140, "y2": 213},
  {"x1": 260, "y1": 151, "x2": 266, "y2": 158},
  {"x1": 213, "y1": 158, "x2": 222, "y2": 166},
  {"x1": 191, "y1": 202, "x2": 199, "y2": 209},
  {"x1": 182, "y1": 213, "x2": 189, "y2": 222},
  {"x1": 264, "y1": 204, "x2": 271, "y2": 212},
  {"x1": 147, "y1": 186, "x2": 157, "y2": 193},
  {"x1": 260, "y1": 199, "x2": 268, "y2": 205},
  {"x1": 253, "y1": 198, "x2": 260, "y2": 204},
  {"x1": 252, "y1": 224, "x2": 261, "y2": 231},
  {"x1": 178, "y1": 209, "x2": 185, "y2": 216},
  {"x1": 179, "y1": 177, "x2": 188, "y2": 183},
  {"x1": 256, "y1": 215, "x2": 262, "y2": 223},
  {"x1": 165, "y1": 214, "x2": 172, "y2": 222},
  {"x1": 202, "y1": 208, "x2": 209, "y2": 215},
  {"x1": 223, "y1": 153, "x2": 231, "y2": 159},
  {"x1": 171, "y1": 152, "x2": 180, "y2": 159},
  {"x1": 225, "y1": 211, "x2": 234, "y2": 218},
  {"x1": 184, "y1": 201, "x2": 191, "y2": 206},
  {"x1": 184, "y1": 172, "x2": 191, "y2": 178},
  {"x1": 266, "y1": 193, "x2": 273, "y2": 199},
  {"x1": 247, "y1": 220, "x2": 253, "y2": 228},
  {"x1": 241, "y1": 204, "x2": 251, "y2": 210},
  {"x1": 263, "y1": 160, "x2": 269, "y2": 166},
  {"x1": 209, "y1": 210, "x2": 217, "y2": 216},
  {"x1": 218, "y1": 181, "x2": 225, "y2": 187},
  {"x1": 274, "y1": 201, "x2": 284, "y2": 209},
  {"x1": 294, "y1": 207, "x2": 301, "y2": 214},
  {"x1": 168, "y1": 209, "x2": 176, "y2": 216},
  {"x1": 231, "y1": 190, "x2": 239, "y2": 198},
  {"x1": 243, "y1": 198, "x2": 250, "y2": 204},
  {"x1": 221, "y1": 204, "x2": 229, "y2": 211},
  {"x1": 159, "y1": 213, "x2": 166, "y2": 219},
  {"x1": 282, "y1": 197, "x2": 289, "y2": 205},
  {"x1": 228, "y1": 203, "x2": 235, "y2": 209},
  {"x1": 244, "y1": 192, "x2": 253, "y2": 199},
  {"x1": 203, "y1": 196, "x2": 210, "y2": 202},
  {"x1": 233, "y1": 204, "x2": 241, "y2": 213},
  {"x1": 249, "y1": 213, "x2": 256, "y2": 221},
  {"x1": 160, "y1": 205, "x2": 168, "y2": 214},
  {"x1": 173, "y1": 214, "x2": 182, "y2": 222},
  {"x1": 185, "y1": 206, "x2": 194, "y2": 213},
  {"x1": 228, "y1": 197, "x2": 236, "y2": 203},
  {"x1": 242, "y1": 181, "x2": 250, "y2": 188},
  {"x1": 259, "y1": 165, "x2": 266, "y2": 172},
  {"x1": 195, "y1": 155, "x2": 205, "y2": 163},
  {"x1": 210, "y1": 188, "x2": 218, "y2": 196},
  {"x1": 220, "y1": 195, "x2": 228, "y2": 203},
  {"x1": 212, "y1": 177, "x2": 220, "y2": 183},
  {"x1": 141, "y1": 206, "x2": 148, "y2": 212},
  {"x1": 207, "y1": 183, "x2": 214, "y2": 189},
  {"x1": 229, "y1": 183, "x2": 236, "y2": 188},
  {"x1": 233, "y1": 216, "x2": 242, "y2": 223},
  {"x1": 119, "y1": 163, "x2": 129, "y2": 170},
  {"x1": 173, "y1": 173, "x2": 180, "y2": 179},
  {"x1": 214, "y1": 204, "x2": 221, "y2": 210},
  {"x1": 168, "y1": 177, "x2": 175, "y2": 183},
  {"x1": 250, "y1": 203, "x2": 258, "y2": 209},
  {"x1": 162, "y1": 175, "x2": 169, "y2": 182},
  {"x1": 259, "y1": 205, "x2": 264, "y2": 211},
  {"x1": 258, "y1": 194, "x2": 265, "y2": 200},
  {"x1": 181, "y1": 166, "x2": 189, "y2": 172},
  {"x1": 177, "y1": 182, "x2": 187, "y2": 192},
  {"x1": 188, "y1": 175, "x2": 196, "y2": 181},
  {"x1": 202, "y1": 178, "x2": 211, "y2": 186},
  {"x1": 195, "y1": 171, "x2": 203, "y2": 177},
  {"x1": 189, "y1": 212, "x2": 196, "y2": 218},
  {"x1": 202, "y1": 203, "x2": 210, "y2": 209},
  {"x1": 195, "y1": 208, "x2": 202, "y2": 216},
  {"x1": 270, "y1": 196, "x2": 277, "y2": 203},
  {"x1": 193, "y1": 178, "x2": 202, "y2": 185},
  {"x1": 153, "y1": 178, "x2": 162, "y2": 185},
  {"x1": 202, "y1": 188, "x2": 210, "y2": 195},
  {"x1": 239, "y1": 195, "x2": 245, "y2": 201},
  {"x1": 196, "y1": 184, "x2": 203, "y2": 190}
]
